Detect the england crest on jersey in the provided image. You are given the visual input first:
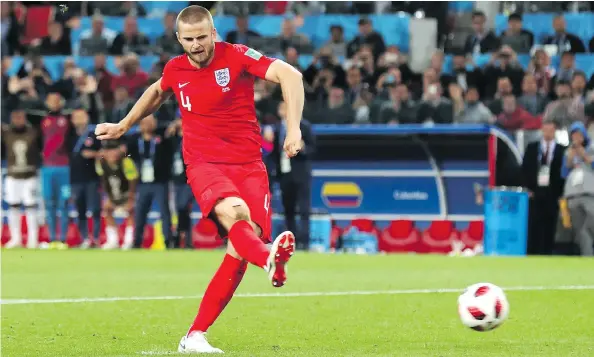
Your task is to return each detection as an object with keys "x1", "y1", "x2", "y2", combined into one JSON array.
[{"x1": 214, "y1": 68, "x2": 230, "y2": 87}]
